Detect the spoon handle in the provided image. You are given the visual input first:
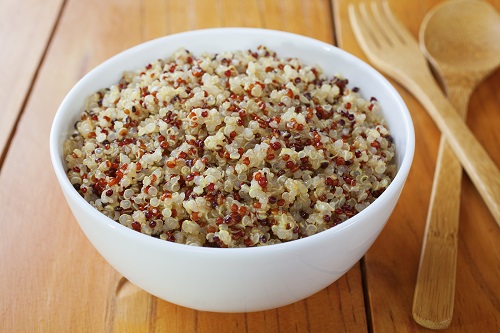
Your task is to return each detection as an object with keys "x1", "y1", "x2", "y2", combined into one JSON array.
[
  {"x1": 412, "y1": 85, "x2": 470, "y2": 329},
  {"x1": 408, "y1": 73, "x2": 500, "y2": 226}
]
